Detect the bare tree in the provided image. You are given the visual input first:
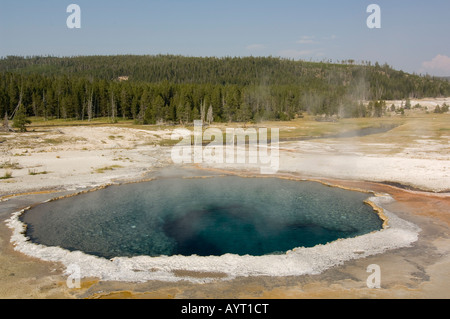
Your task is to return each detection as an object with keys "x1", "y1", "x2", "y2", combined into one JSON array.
[
  {"x1": 10, "y1": 85, "x2": 23, "y2": 120},
  {"x1": 2, "y1": 112, "x2": 14, "y2": 132},
  {"x1": 43, "y1": 91, "x2": 48, "y2": 121},
  {"x1": 110, "y1": 91, "x2": 117, "y2": 123},
  {"x1": 200, "y1": 100, "x2": 206, "y2": 123},
  {"x1": 206, "y1": 105, "x2": 213, "y2": 124},
  {"x1": 87, "y1": 88, "x2": 93, "y2": 121}
]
